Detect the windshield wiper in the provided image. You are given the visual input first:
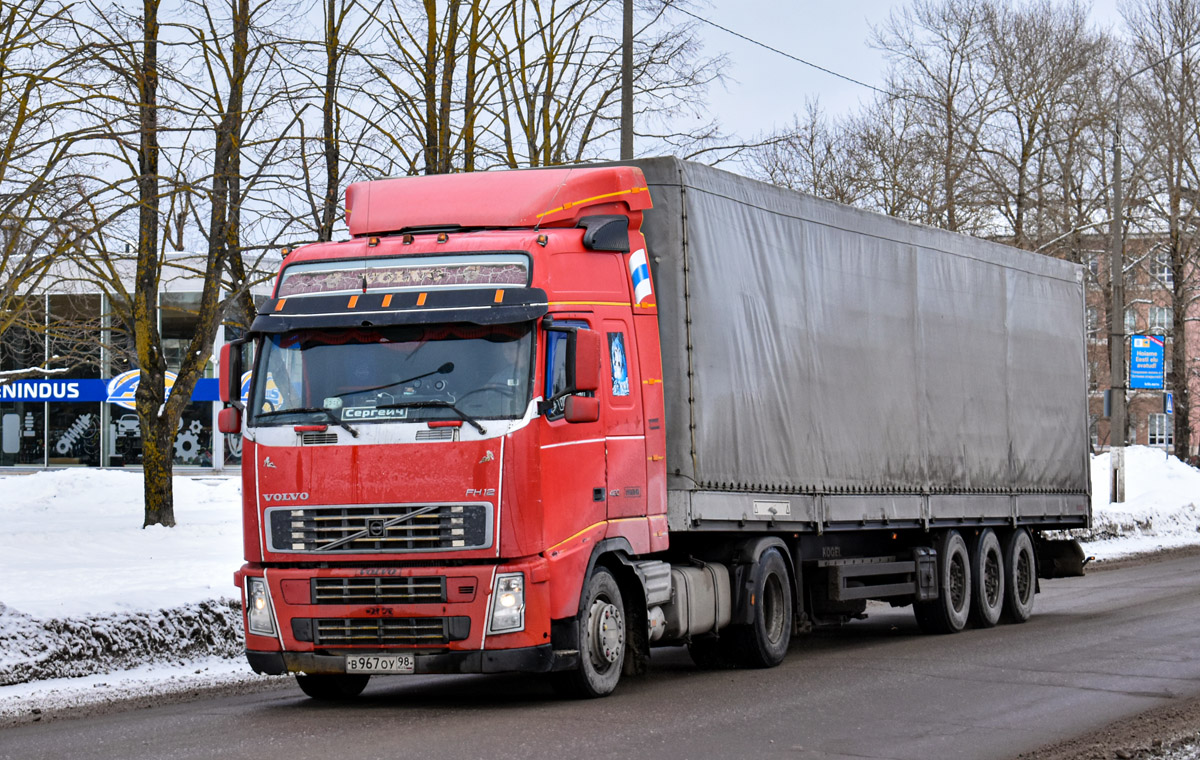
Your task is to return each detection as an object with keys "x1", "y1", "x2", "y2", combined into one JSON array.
[
  {"x1": 335, "y1": 362, "x2": 455, "y2": 398},
  {"x1": 255, "y1": 406, "x2": 359, "y2": 438},
  {"x1": 373, "y1": 400, "x2": 487, "y2": 435}
]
